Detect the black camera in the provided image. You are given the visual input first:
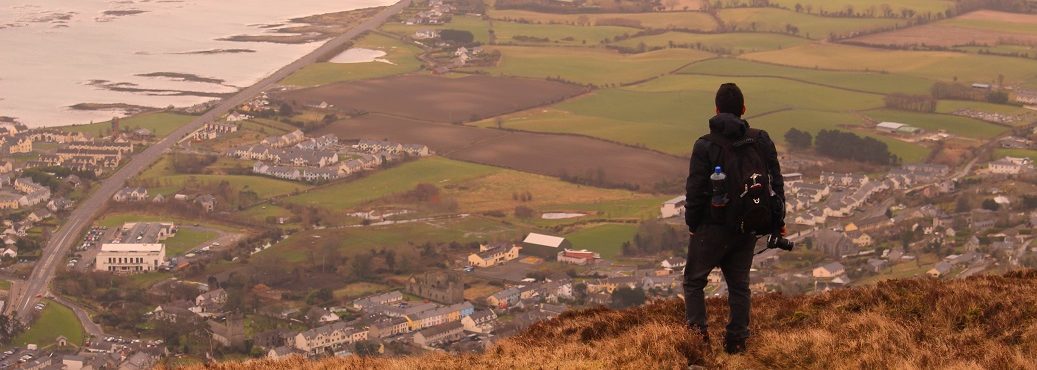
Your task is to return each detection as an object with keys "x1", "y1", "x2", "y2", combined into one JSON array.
[{"x1": 766, "y1": 234, "x2": 794, "y2": 251}]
